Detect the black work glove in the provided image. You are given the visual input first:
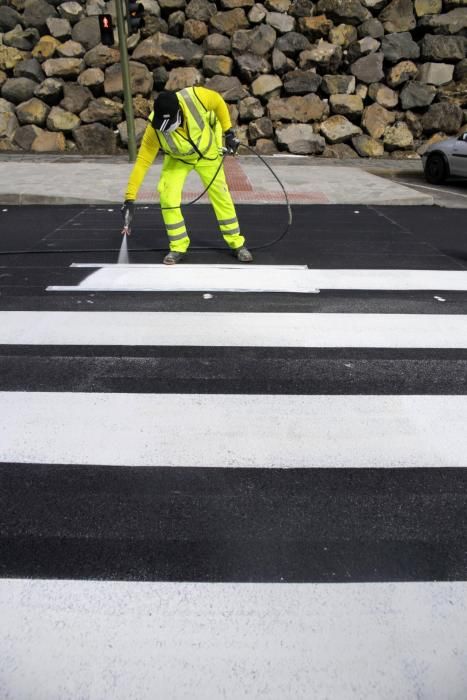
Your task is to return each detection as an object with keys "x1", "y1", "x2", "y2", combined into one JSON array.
[
  {"x1": 224, "y1": 129, "x2": 240, "y2": 155},
  {"x1": 121, "y1": 200, "x2": 135, "y2": 235}
]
